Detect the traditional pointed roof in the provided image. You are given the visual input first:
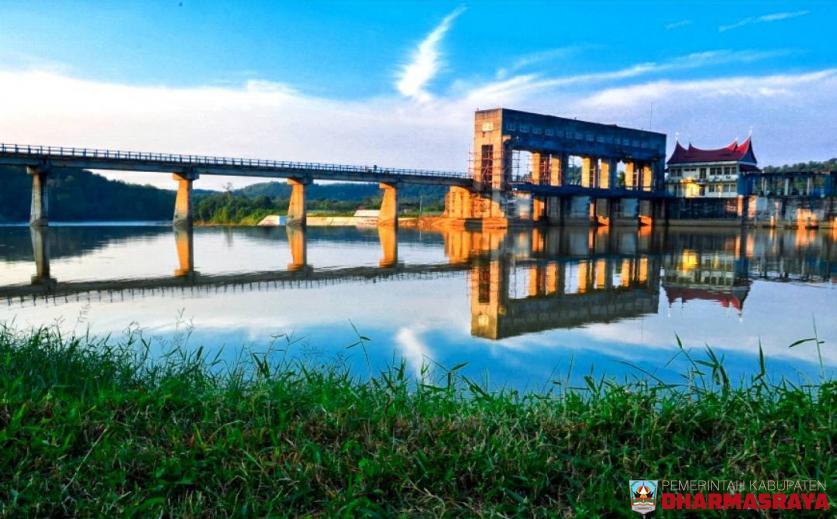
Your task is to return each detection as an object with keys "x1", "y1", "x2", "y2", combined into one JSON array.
[
  {"x1": 665, "y1": 286, "x2": 749, "y2": 312},
  {"x1": 668, "y1": 137, "x2": 758, "y2": 165}
]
